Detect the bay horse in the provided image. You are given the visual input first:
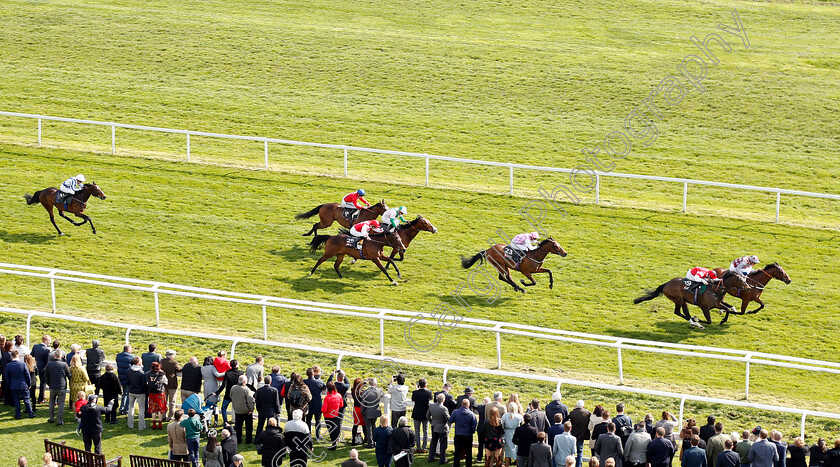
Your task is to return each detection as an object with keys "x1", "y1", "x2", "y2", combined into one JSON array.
[
  {"x1": 296, "y1": 200, "x2": 388, "y2": 236},
  {"x1": 382, "y1": 216, "x2": 438, "y2": 269},
  {"x1": 307, "y1": 228, "x2": 406, "y2": 285},
  {"x1": 712, "y1": 263, "x2": 791, "y2": 315},
  {"x1": 633, "y1": 271, "x2": 749, "y2": 328},
  {"x1": 24, "y1": 183, "x2": 106, "y2": 235},
  {"x1": 460, "y1": 238, "x2": 568, "y2": 293}
]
